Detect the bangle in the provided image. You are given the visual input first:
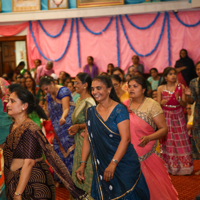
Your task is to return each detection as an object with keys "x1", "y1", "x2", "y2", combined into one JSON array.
[
  {"x1": 80, "y1": 161, "x2": 87, "y2": 164},
  {"x1": 178, "y1": 96, "x2": 181, "y2": 102},
  {"x1": 15, "y1": 192, "x2": 22, "y2": 196},
  {"x1": 112, "y1": 159, "x2": 118, "y2": 164}
]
